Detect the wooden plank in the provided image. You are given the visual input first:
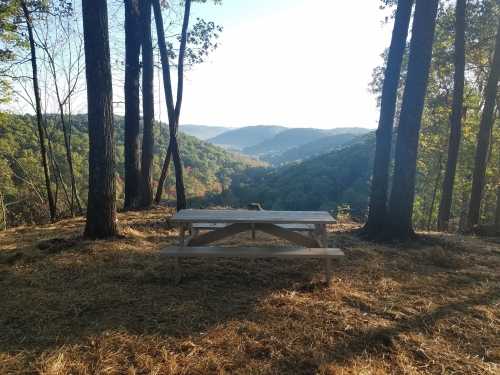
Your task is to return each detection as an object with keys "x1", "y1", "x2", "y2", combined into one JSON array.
[
  {"x1": 160, "y1": 246, "x2": 344, "y2": 258},
  {"x1": 254, "y1": 223, "x2": 320, "y2": 247},
  {"x1": 188, "y1": 223, "x2": 252, "y2": 246},
  {"x1": 171, "y1": 209, "x2": 336, "y2": 224},
  {"x1": 192, "y1": 223, "x2": 316, "y2": 231}
]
